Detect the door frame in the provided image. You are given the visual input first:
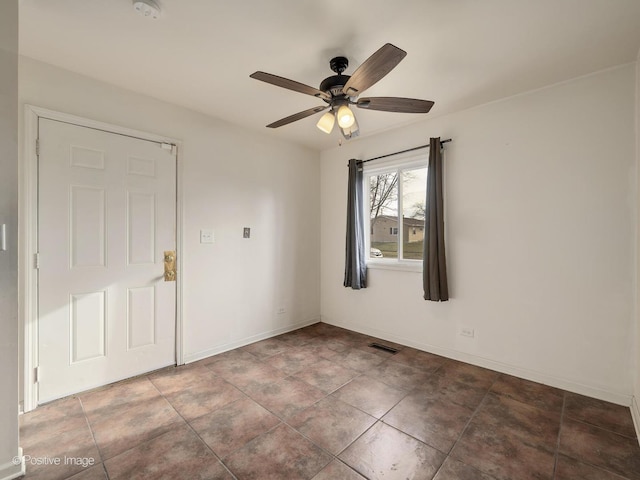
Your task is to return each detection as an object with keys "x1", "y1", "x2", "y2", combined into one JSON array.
[{"x1": 21, "y1": 105, "x2": 184, "y2": 412}]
